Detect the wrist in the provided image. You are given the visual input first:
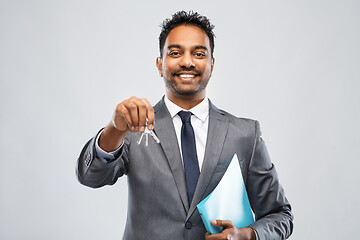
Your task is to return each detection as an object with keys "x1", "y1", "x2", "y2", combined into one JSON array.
[{"x1": 99, "y1": 123, "x2": 127, "y2": 152}]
